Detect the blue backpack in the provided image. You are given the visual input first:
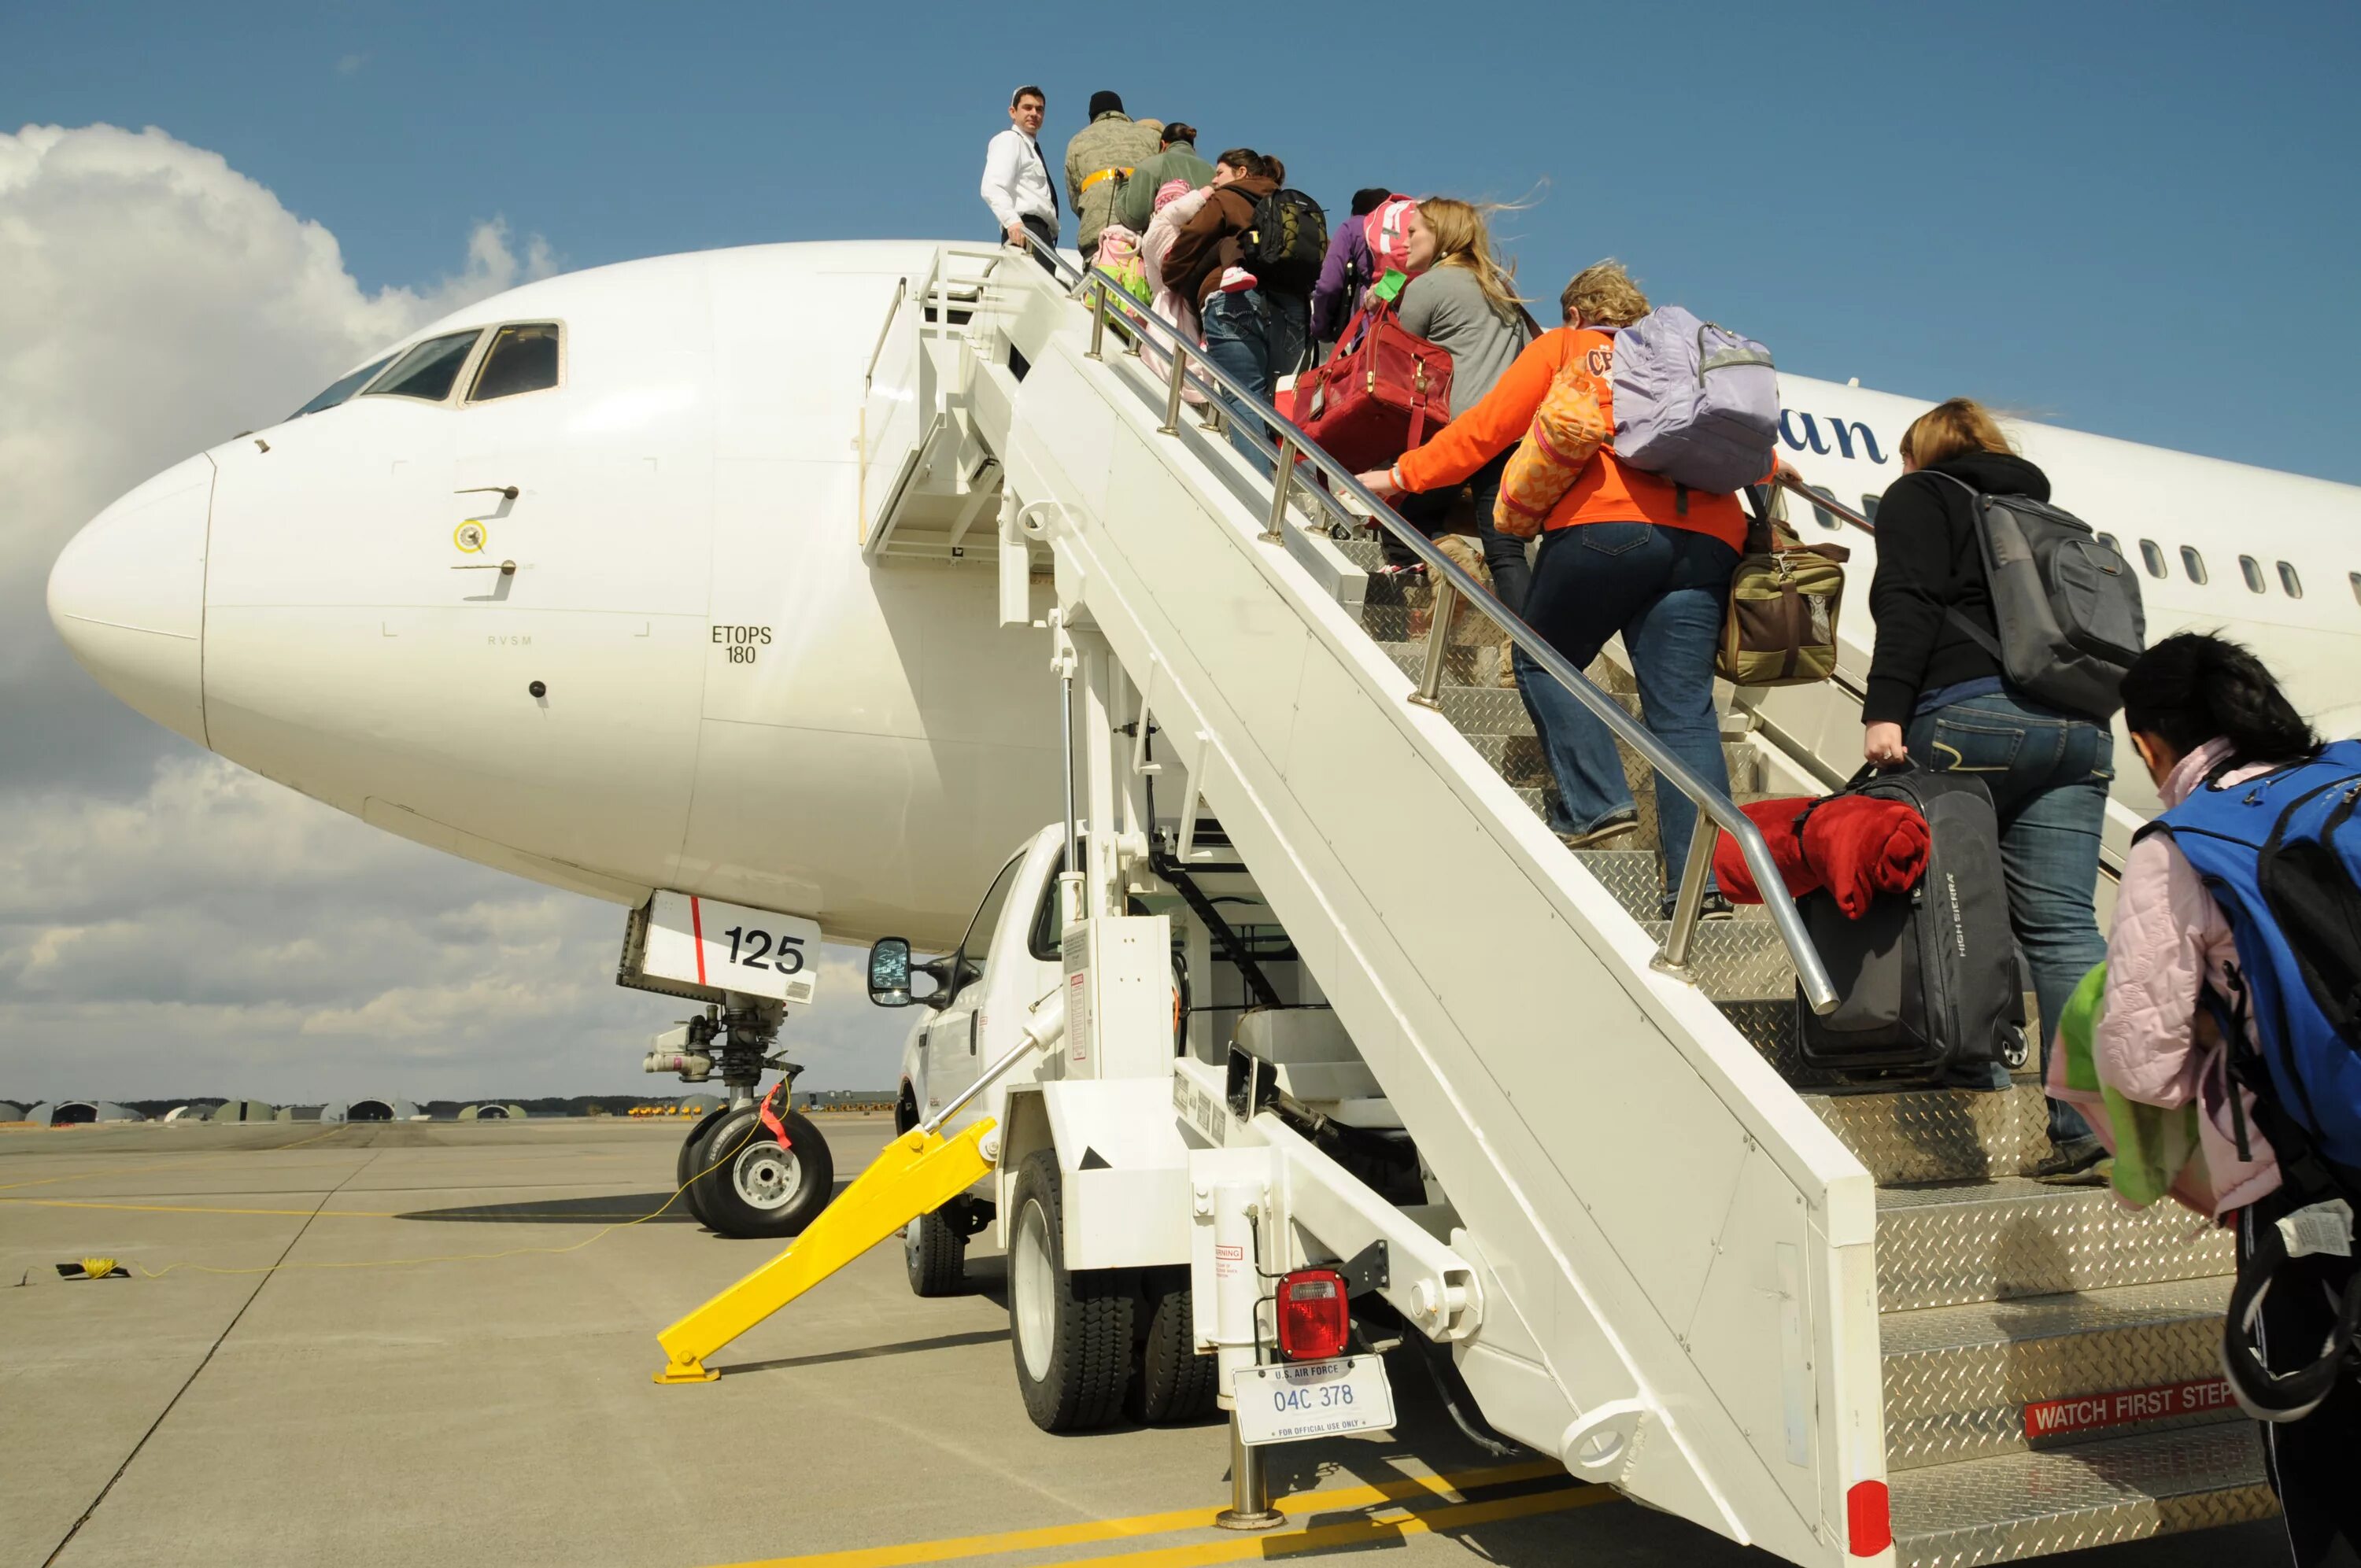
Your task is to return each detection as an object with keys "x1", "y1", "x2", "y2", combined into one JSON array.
[
  {"x1": 2146, "y1": 739, "x2": 2361, "y2": 1176},
  {"x1": 2149, "y1": 741, "x2": 2361, "y2": 1420}
]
